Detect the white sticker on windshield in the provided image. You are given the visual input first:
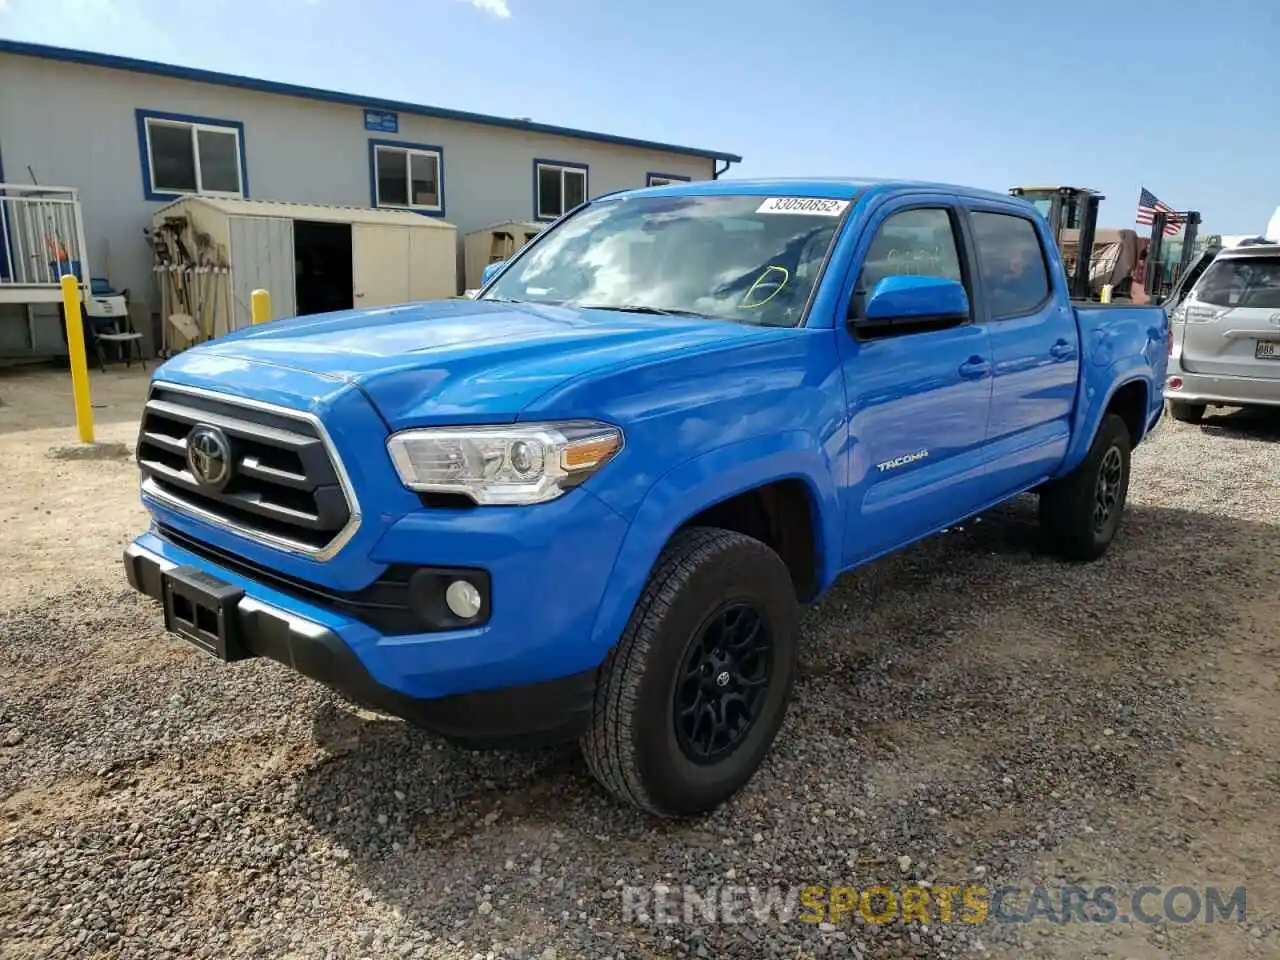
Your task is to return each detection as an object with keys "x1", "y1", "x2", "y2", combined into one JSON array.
[{"x1": 756, "y1": 197, "x2": 849, "y2": 217}]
